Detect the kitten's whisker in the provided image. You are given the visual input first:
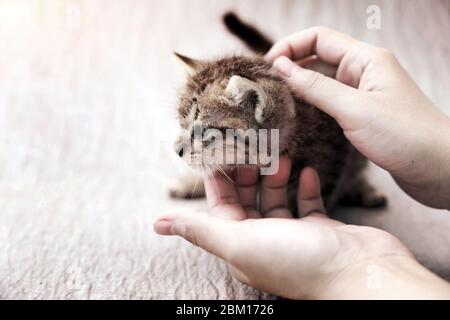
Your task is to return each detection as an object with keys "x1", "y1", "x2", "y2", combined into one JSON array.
[
  {"x1": 208, "y1": 157, "x2": 234, "y2": 185},
  {"x1": 205, "y1": 159, "x2": 219, "y2": 189},
  {"x1": 190, "y1": 175, "x2": 200, "y2": 200}
]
